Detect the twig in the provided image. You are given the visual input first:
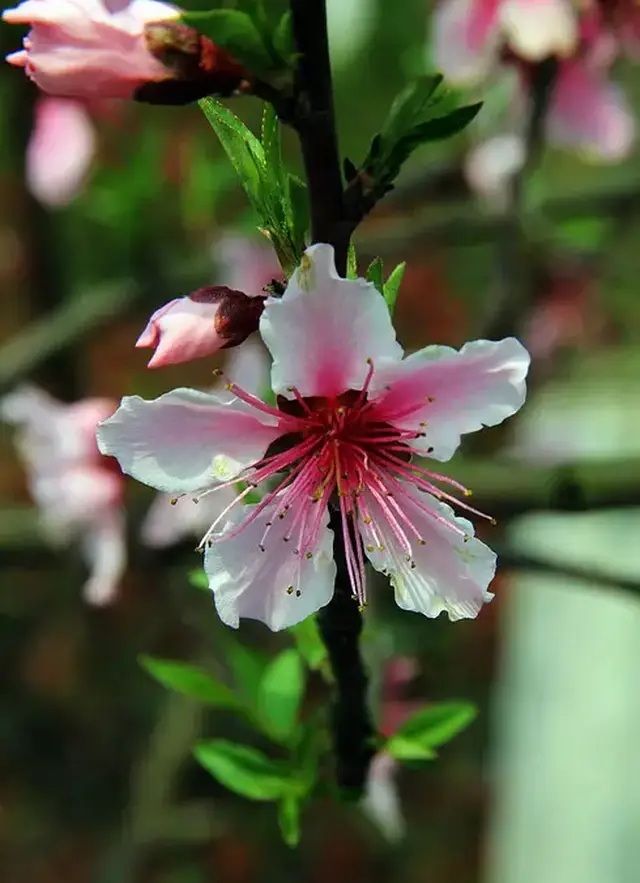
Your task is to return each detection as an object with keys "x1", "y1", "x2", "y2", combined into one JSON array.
[{"x1": 499, "y1": 550, "x2": 640, "y2": 598}]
